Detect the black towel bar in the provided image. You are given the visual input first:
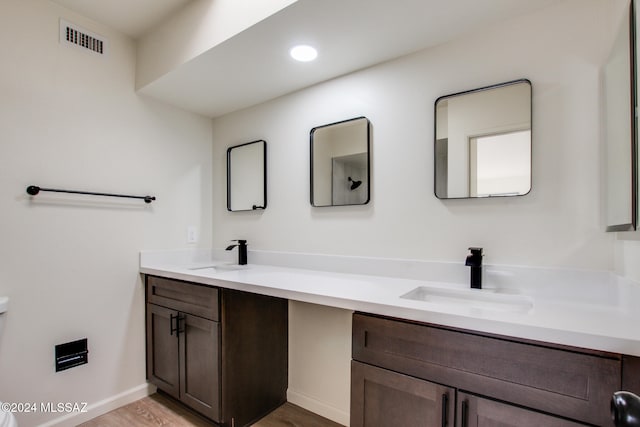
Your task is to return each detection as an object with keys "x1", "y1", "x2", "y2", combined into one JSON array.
[{"x1": 26, "y1": 185, "x2": 155, "y2": 203}]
